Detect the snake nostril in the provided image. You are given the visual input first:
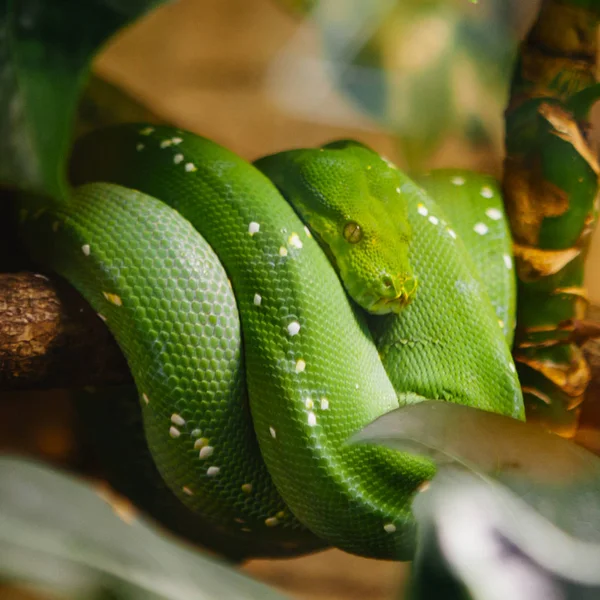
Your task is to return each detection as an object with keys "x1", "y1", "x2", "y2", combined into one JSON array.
[{"x1": 381, "y1": 276, "x2": 395, "y2": 295}]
